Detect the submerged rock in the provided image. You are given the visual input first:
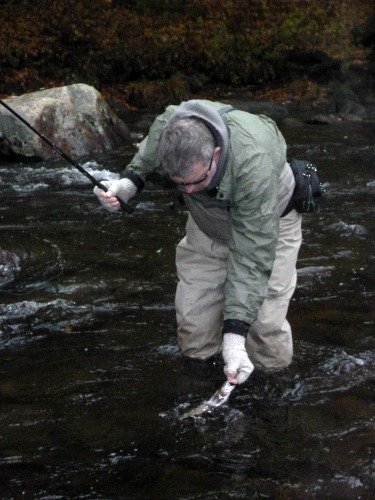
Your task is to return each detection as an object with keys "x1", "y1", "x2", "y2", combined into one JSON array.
[
  {"x1": 0, "y1": 250, "x2": 21, "y2": 287},
  {"x1": 0, "y1": 84, "x2": 131, "y2": 160},
  {"x1": 228, "y1": 99, "x2": 288, "y2": 120},
  {"x1": 328, "y1": 221, "x2": 367, "y2": 237},
  {"x1": 0, "y1": 250, "x2": 20, "y2": 270},
  {"x1": 305, "y1": 113, "x2": 343, "y2": 125}
]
